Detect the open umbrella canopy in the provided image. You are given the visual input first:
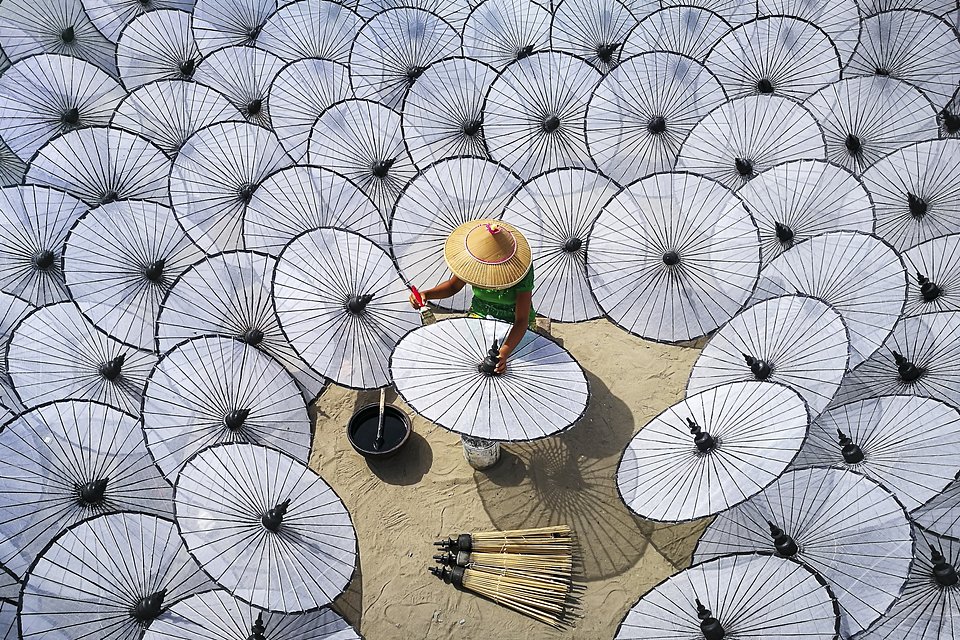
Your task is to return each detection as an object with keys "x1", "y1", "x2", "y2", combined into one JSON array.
[
  {"x1": 156, "y1": 250, "x2": 327, "y2": 403},
  {"x1": 389, "y1": 156, "x2": 522, "y2": 311},
  {"x1": 115, "y1": 9, "x2": 201, "y2": 91},
  {"x1": 273, "y1": 227, "x2": 420, "y2": 390},
  {"x1": 618, "y1": 381, "x2": 809, "y2": 522},
  {"x1": 705, "y1": 16, "x2": 842, "y2": 101},
  {"x1": 258, "y1": 0, "x2": 359, "y2": 64},
  {"x1": 585, "y1": 51, "x2": 727, "y2": 183},
  {"x1": 83, "y1": 0, "x2": 195, "y2": 43},
  {"x1": 482, "y1": 51, "x2": 602, "y2": 179},
  {"x1": 757, "y1": 0, "x2": 861, "y2": 63},
  {"x1": 902, "y1": 234, "x2": 960, "y2": 315},
  {"x1": 660, "y1": 0, "x2": 757, "y2": 26},
  {"x1": 623, "y1": 6, "x2": 732, "y2": 62},
  {"x1": 193, "y1": 45, "x2": 286, "y2": 129},
  {"x1": 0, "y1": 291, "x2": 34, "y2": 412},
  {"x1": 0, "y1": 400, "x2": 172, "y2": 577},
  {"x1": 549, "y1": 0, "x2": 638, "y2": 72},
  {"x1": 915, "y1": 479, "x2": 960, "y2": 539},
  {"x1": 390, "y1": 316, "x2": 590, "y2": 441},
  {"x1": 586, "y1": 171, "x2": 761, "y2": 343},
  {"x1": 0, "y1": 184, "x2": 86, "y2": 306},
  {"x1": 348, "y1": 7, "x2": 460, "y2": 109},
  {"x1": 174, "y1": 443, "x2": 357, "y2": 613},
  {"x1": 7, "y1": 302, "x2": 157, "y2": 414},
  {"x1": 750, "y1": 231, "x2": 907, "y2": 369},
  {"x1": 191, "y1": 0, "x2": 278, "y2": 55},
  {"x1": 687, "y1": 295, "x2": 849, "y2": 418},
  {"x1": 694, "y1": 467, "x2": 914, "y2": 637},
  {"x1": 501, "y1": 168, "x2": 618, "y2": 322},
  {"x1": 142, "y1": 335, "x2": 311, "y2": 483},
  {"x1": 19, "y1": 512, "x2": 215, "y2": 640},
  {"x1": 791, "y1": 395, "x2": 960, "y2": 512},
  {"x1": 615, "y1": 553, "x2": 840, "y2": 639},
  {"x1": 144, "y1": 589, "x2": 360, "y2": 640},
  {"x1": 735, "y1": 160, "x2": 874, "y2": 266},
  {"x1": 63, "y1": 200, "x2": 204, "y2": 350},
  {"x1": 461, "y1": 0, "x2": 553, "y2": 70},
  {"x1": 0, "y1": 53, "x2": 125, "y2": 161},
  {"x1": 676, "y1": 95, "x2": 826, "y2": 189},
  {"x1": 356, "y1": 0, "x2": 473, "y2": 31}
]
